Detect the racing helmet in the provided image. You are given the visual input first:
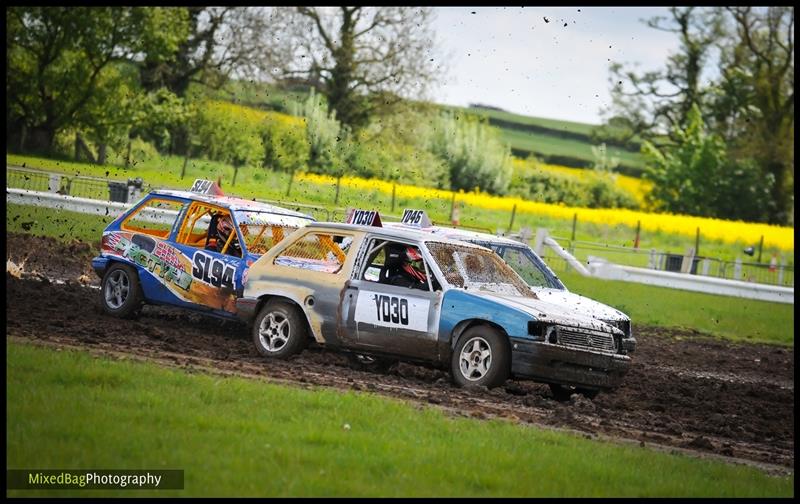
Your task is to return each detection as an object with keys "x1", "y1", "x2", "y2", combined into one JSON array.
[
  {"x1": 216, "y1": 214, "x2": 236, "y2": 251},
  {"x1": 402, "y1": 246, "x2": 427, "y2": 283}
]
